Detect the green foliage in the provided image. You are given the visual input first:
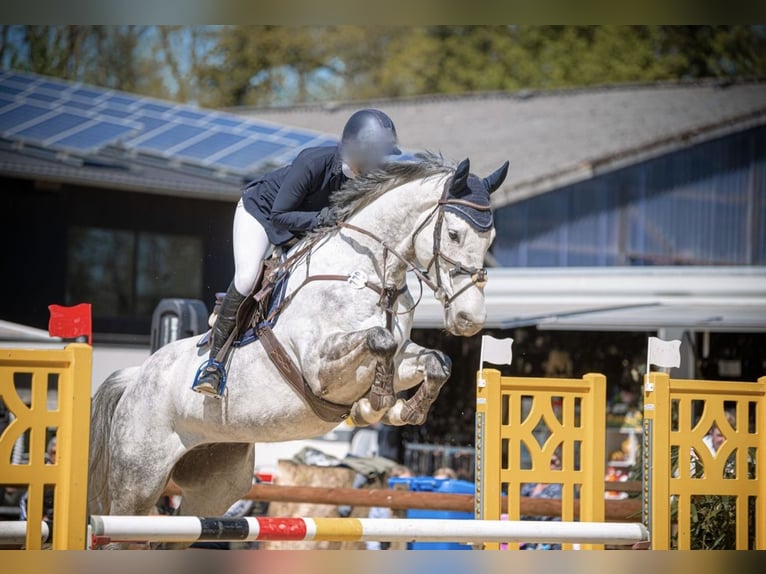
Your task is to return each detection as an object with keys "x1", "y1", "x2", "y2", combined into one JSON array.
[
  {"x1": 2, "y1": 26, "x2": 765, "y2": 106},
  {"x1": 1, "y1": 26, "x2": 166, "y2": 96},
  {"x1": 669, "y1": 444, "x2": 755, "y2": 549}
]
